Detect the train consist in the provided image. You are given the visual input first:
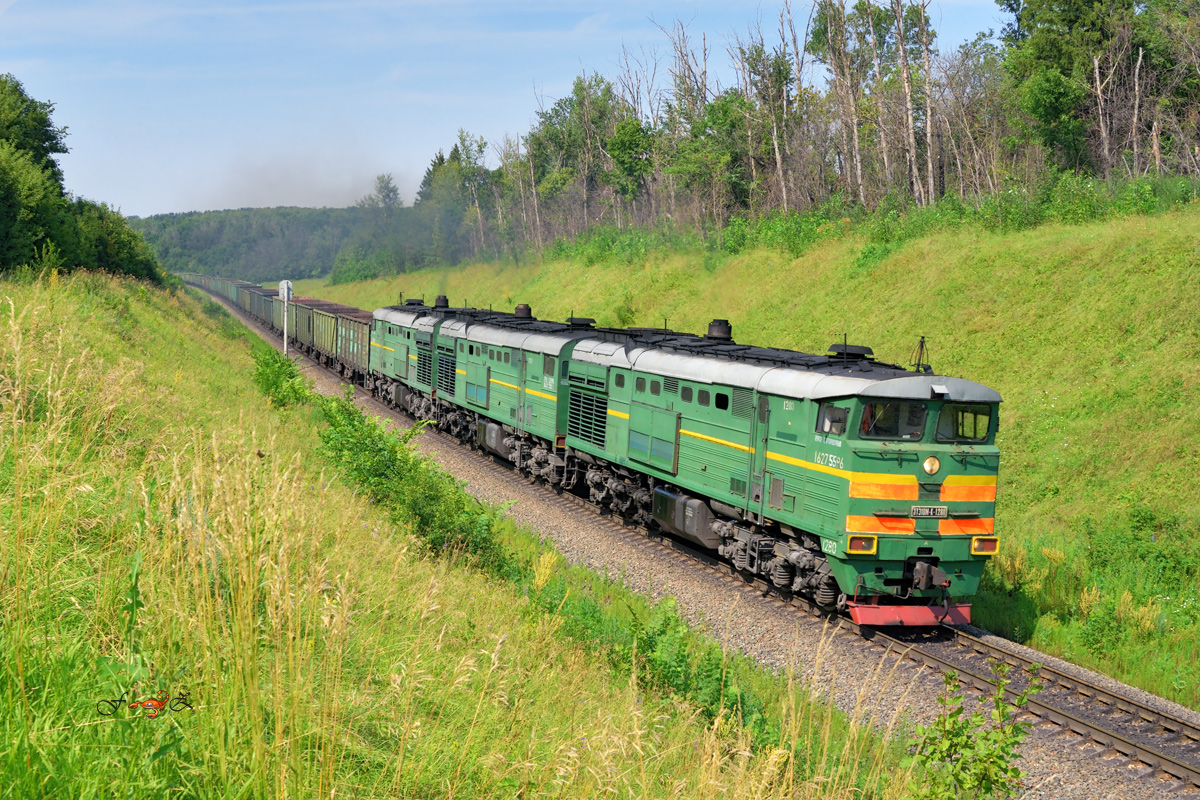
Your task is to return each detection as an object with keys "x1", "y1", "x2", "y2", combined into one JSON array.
[{"x1": 185, "y1": 274, "x2": 1001, "y2": 626}]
